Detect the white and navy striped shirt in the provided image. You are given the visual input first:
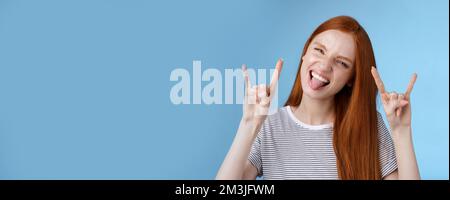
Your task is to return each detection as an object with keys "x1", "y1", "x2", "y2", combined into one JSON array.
[{"x1": 248, "y1": 106, "x2": 398, "y2": 180}]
